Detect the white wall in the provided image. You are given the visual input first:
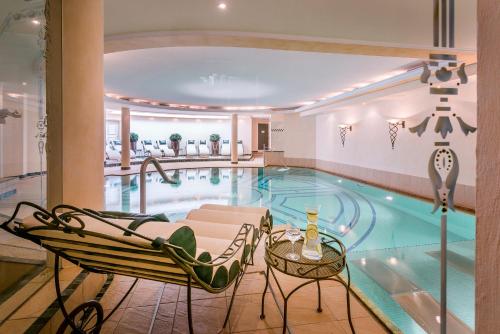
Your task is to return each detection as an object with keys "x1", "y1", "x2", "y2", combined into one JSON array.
[
  {"x1": 283, "y1": 113, "x2": 316, "y2": 160},
  {"x1": 106, "y1": 114, "x2": 253, "y2": 154},
  {"x1": 314, "y1": 80, "x2": 477, "y2": 186}
]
